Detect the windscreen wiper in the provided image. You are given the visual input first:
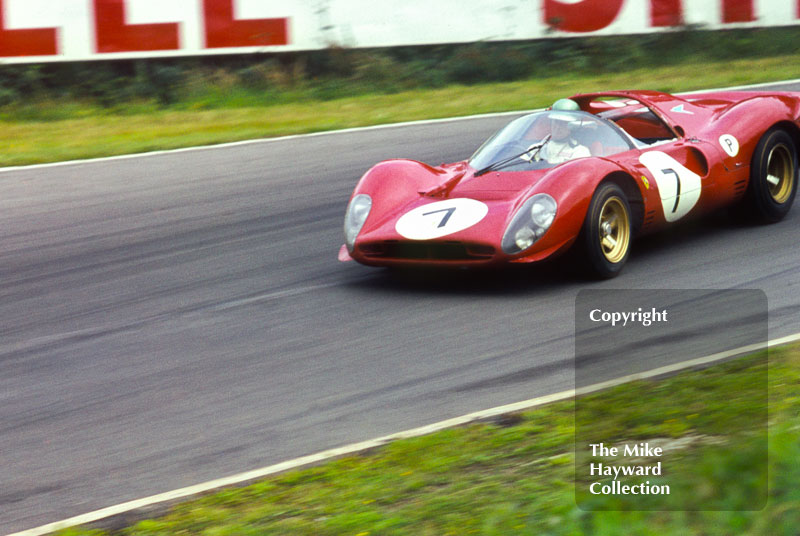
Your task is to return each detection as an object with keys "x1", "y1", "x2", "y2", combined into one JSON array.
[{"x1": 475, "y1": 135, "x2": 551, "y2": 177}]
